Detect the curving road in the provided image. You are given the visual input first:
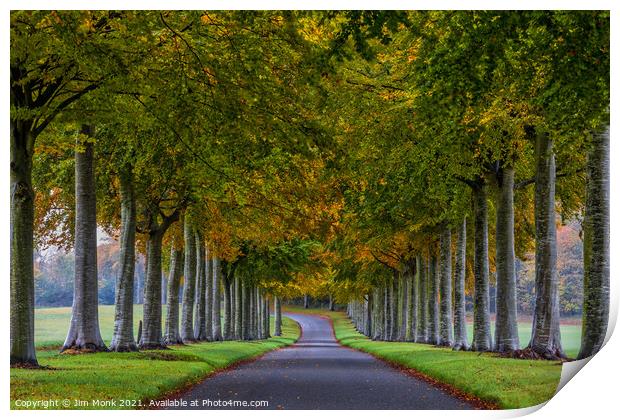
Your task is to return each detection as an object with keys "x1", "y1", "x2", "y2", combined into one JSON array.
[{"x1": 166, "y1": 313, "x2": 474, "y2": 410}]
